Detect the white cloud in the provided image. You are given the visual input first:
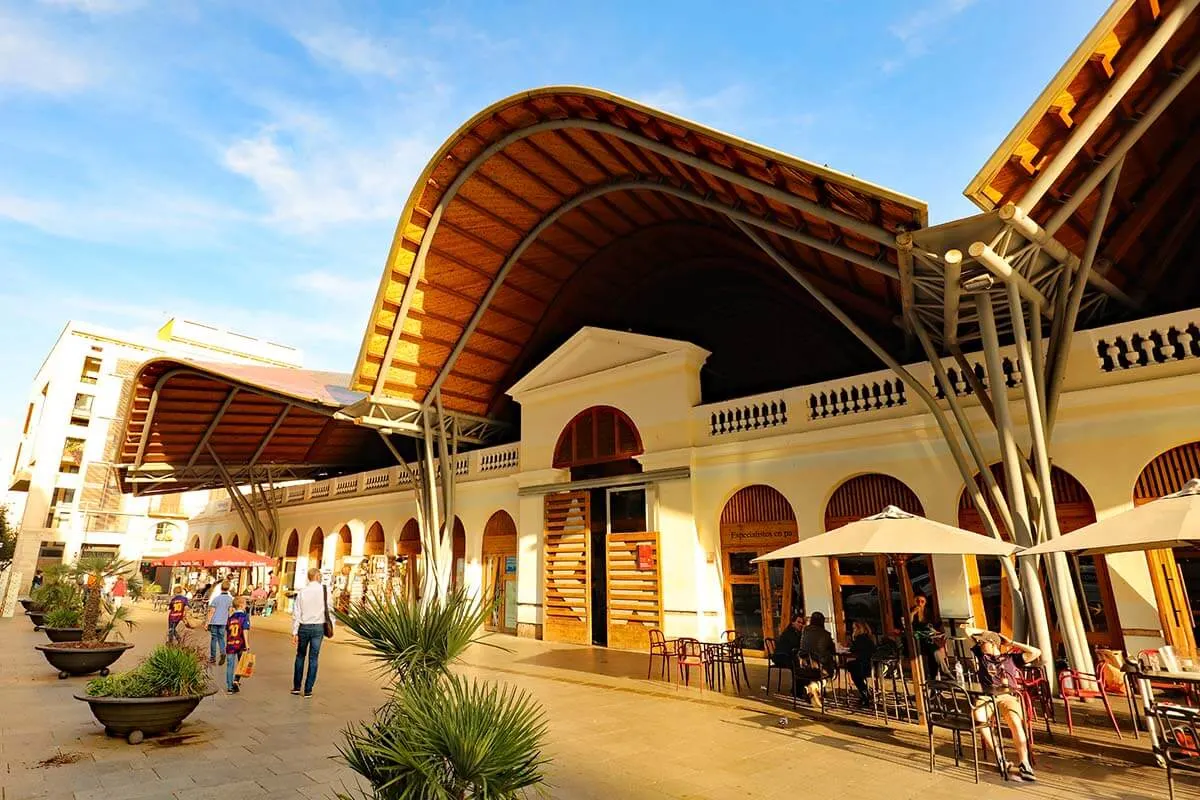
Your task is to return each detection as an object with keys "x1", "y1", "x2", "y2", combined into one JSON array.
[
  {"x1": 0, "y1": 12, "x2": 96, "y2": 93},
  {"x1": 38, "y1": 0, "x2": 143, "y2": 14},
  {"x1": 883, "y1": 0, "x2": 977, "y2": 73},
  {"x1": 221, "y1": 123, "x2": 431, "y2": 229},
  {"x1": 293, "y1": 26, "x2": 403, "y2": 79}
]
